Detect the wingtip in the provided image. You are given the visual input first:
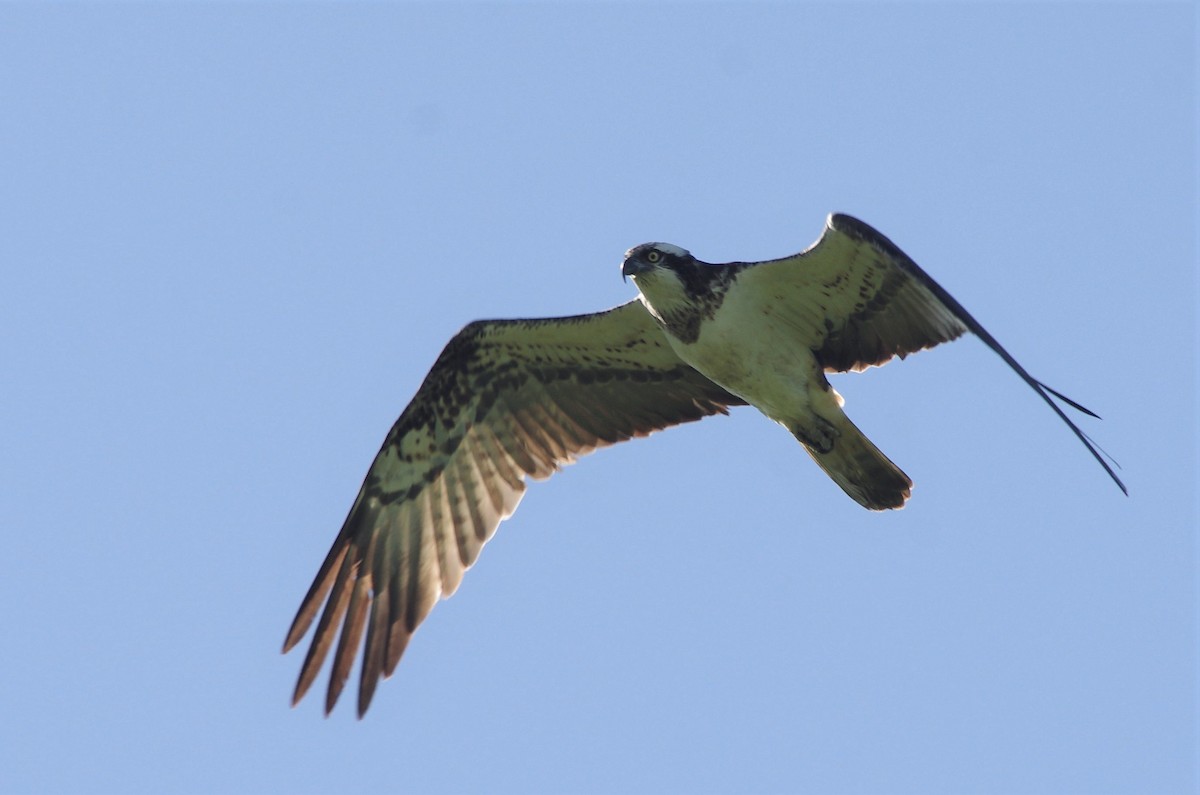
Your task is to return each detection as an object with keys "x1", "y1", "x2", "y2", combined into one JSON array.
[
  {"x1": 1111, "y1": 471, "x2": 1130, "y2": 497},
  {"x1": 282, "y1": 608, "x2": 313, "y2": 655},
  {"x1": 1035, "y1": 379, "x2": 1103, "y2": 419},
  {"x1": 291, "y1": 675, "x2": 314, "y2": 710},
  {"x1": 324, "y1": 685, "x2": 342, "y2": 716}
]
